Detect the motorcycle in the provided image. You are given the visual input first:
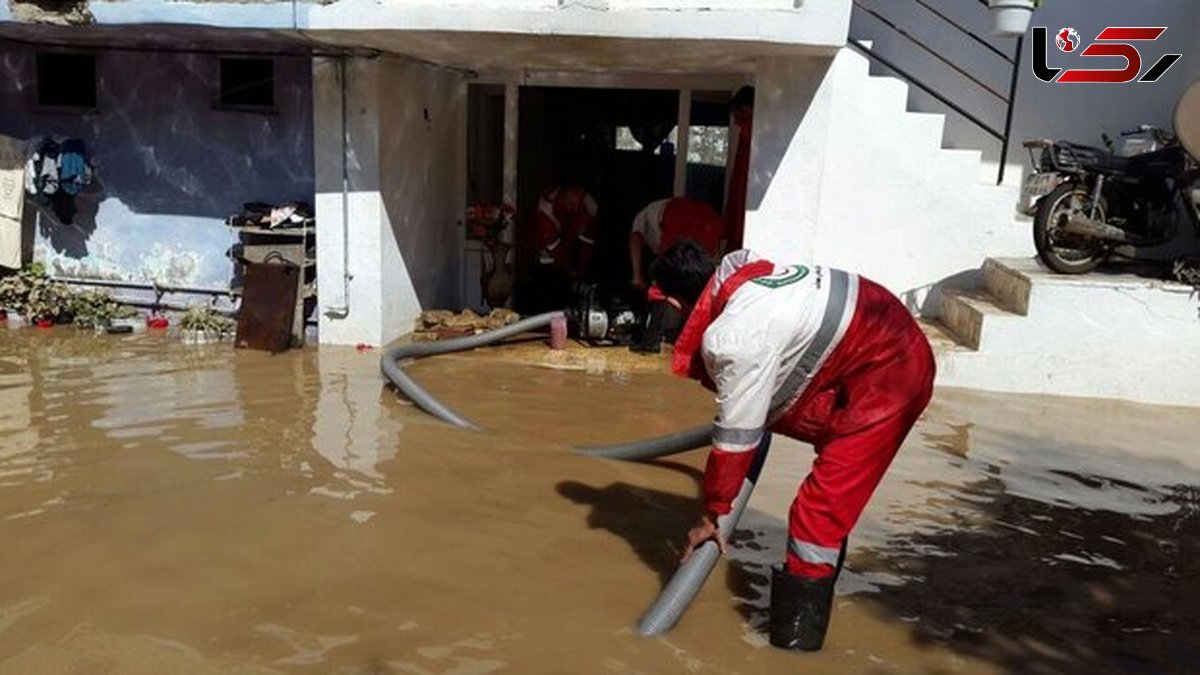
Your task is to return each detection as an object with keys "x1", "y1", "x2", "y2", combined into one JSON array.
[{"x1": 1020, "y1": 125, "x2": 1200, "y2": 274}]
